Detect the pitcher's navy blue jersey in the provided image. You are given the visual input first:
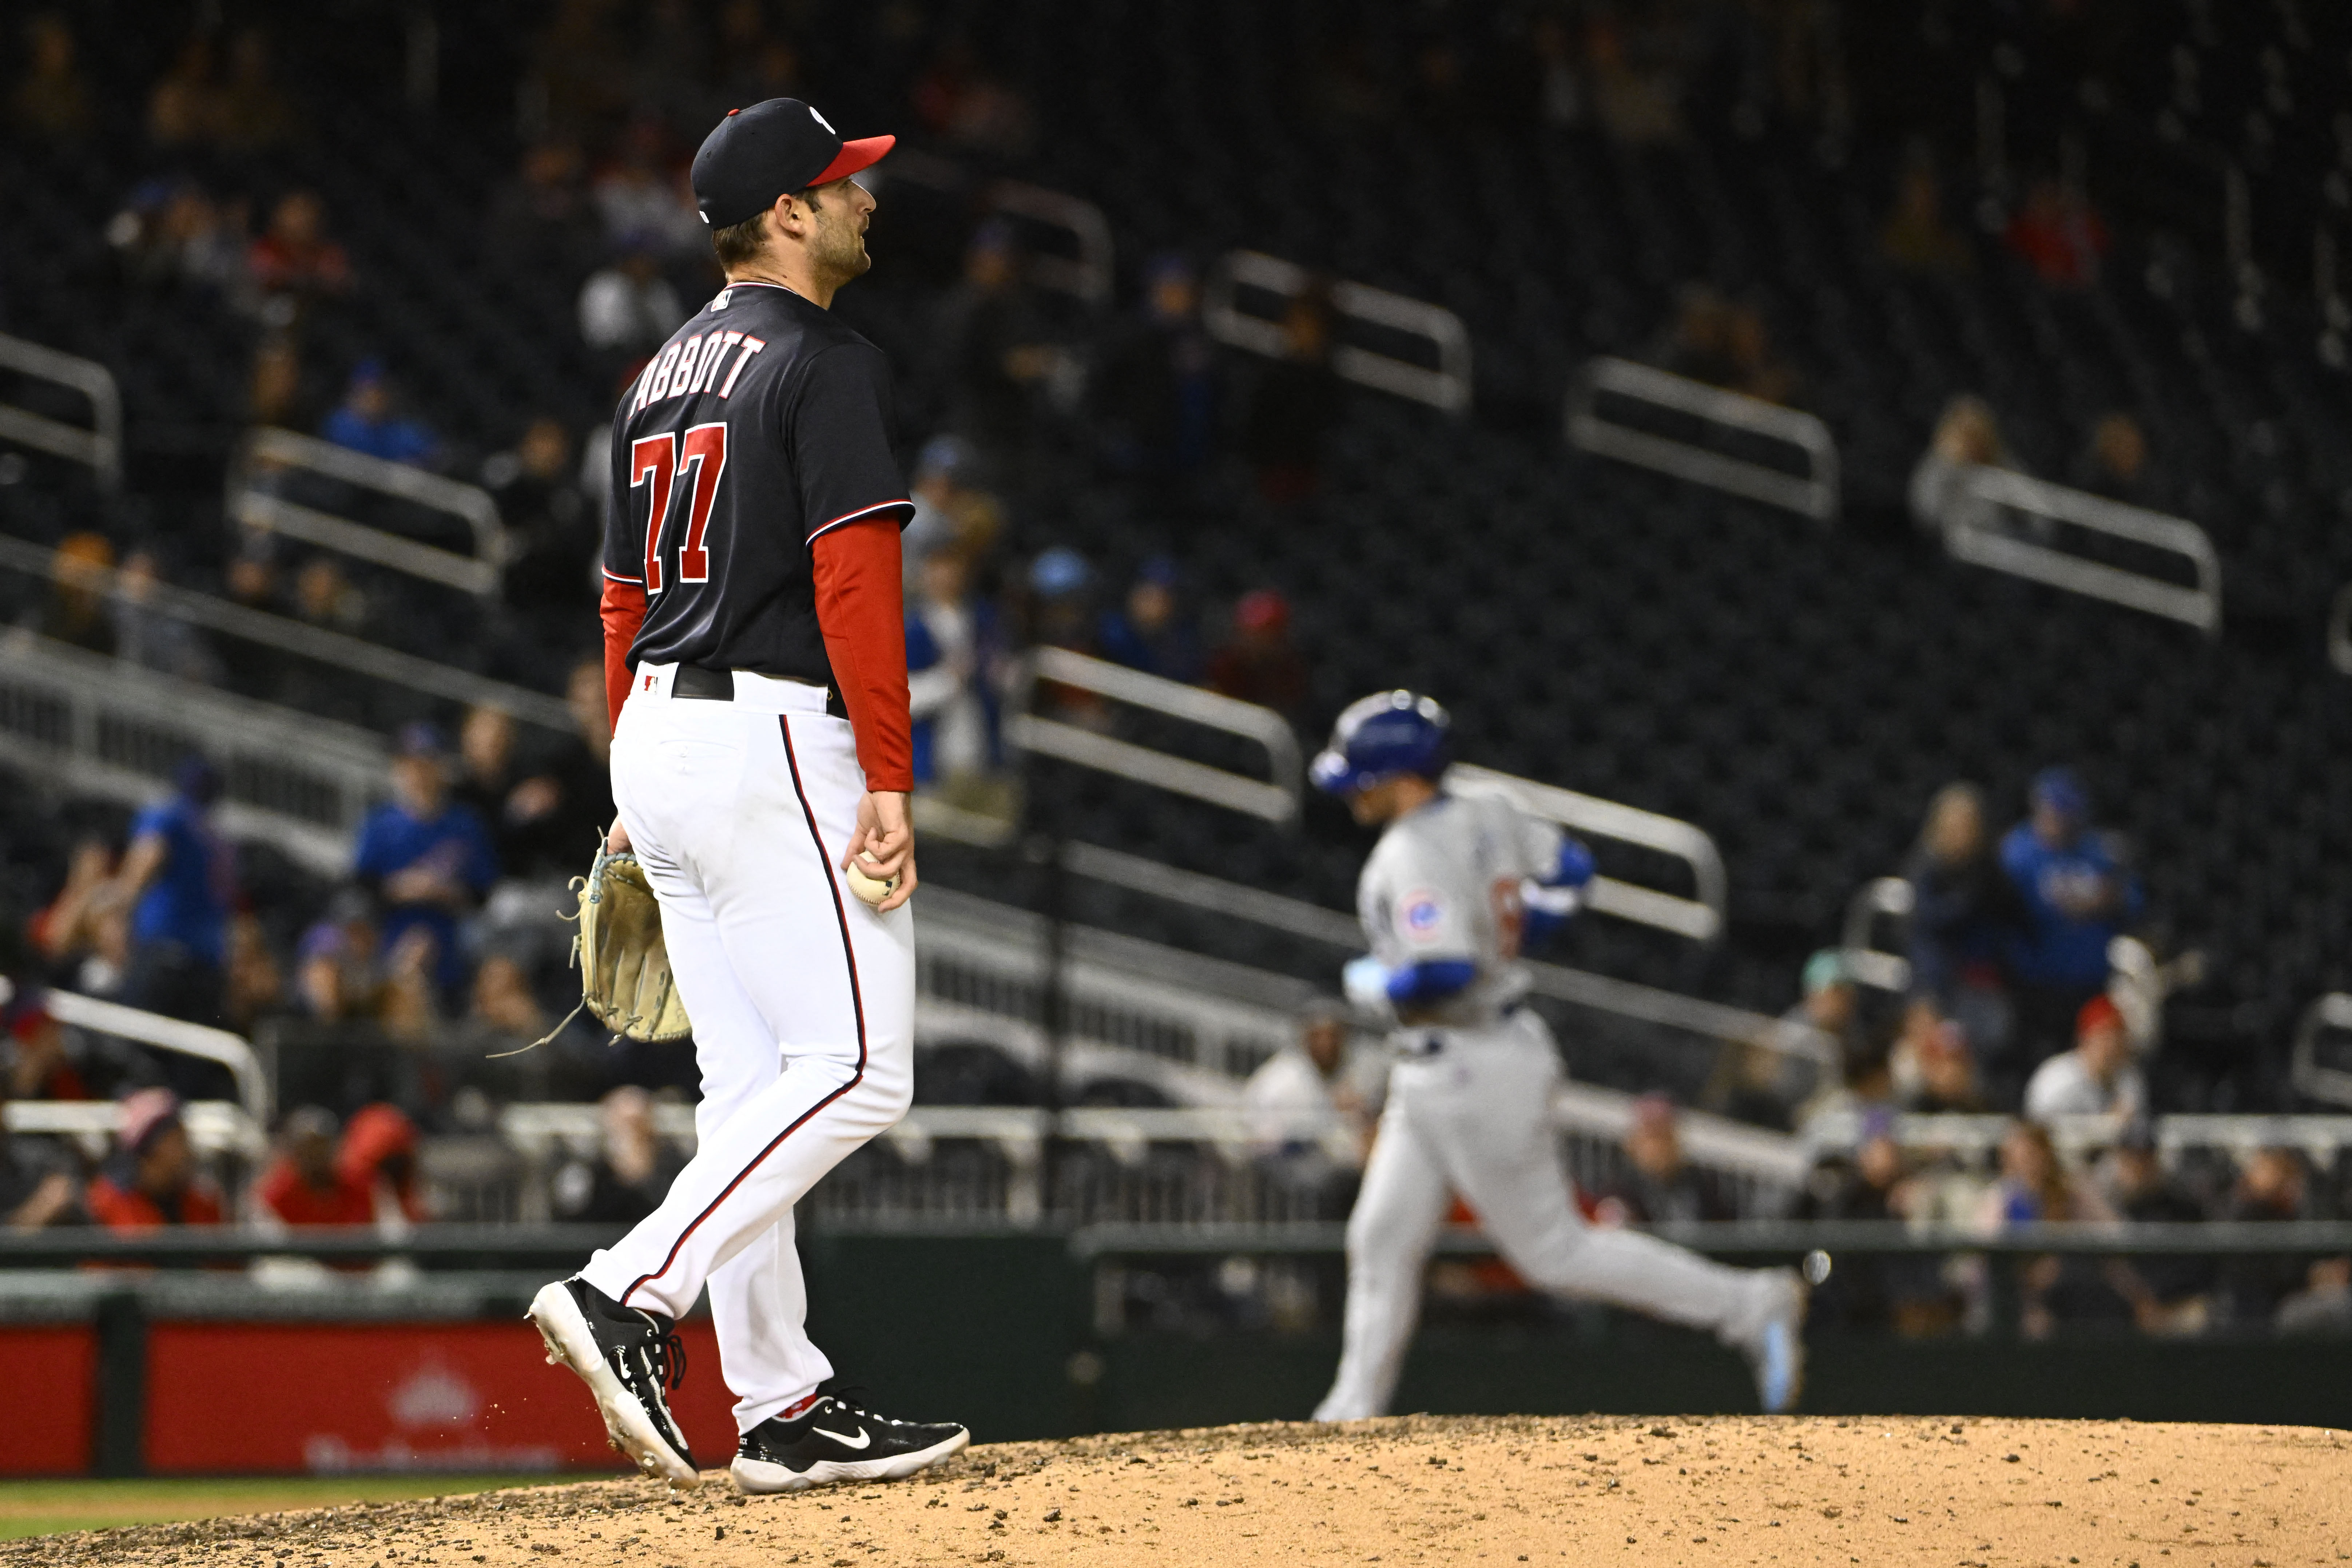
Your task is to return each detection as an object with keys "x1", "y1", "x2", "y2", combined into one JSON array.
[{"x1": 603, "y1": 279, "x2": 911, "y2": 686}]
